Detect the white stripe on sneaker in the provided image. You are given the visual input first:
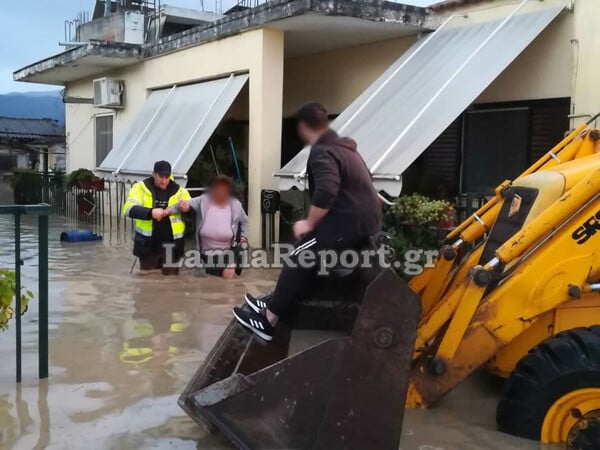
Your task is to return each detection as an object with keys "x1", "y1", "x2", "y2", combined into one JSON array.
[
  {"x1": 245, "y1": 294, "x2": 261, "y2": 313},
  {"x1": 232, "y1": 310, "x2": 273, "y2": 342}
]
